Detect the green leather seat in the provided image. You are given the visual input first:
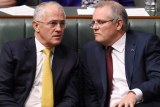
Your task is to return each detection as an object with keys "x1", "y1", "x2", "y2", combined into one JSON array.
[{"x1": 0, "y1": 18, "x2": 160, "y2": 52}]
